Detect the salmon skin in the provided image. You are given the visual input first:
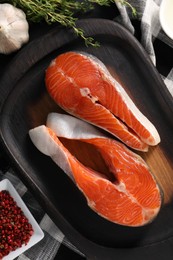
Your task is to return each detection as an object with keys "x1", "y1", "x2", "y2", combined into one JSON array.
[
  {"x1": 45, "y1": 51, "x2": 160, "y2": 152},
  {"x1": 29, "y1": 113, "x2": 162, "y2": 227}
]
